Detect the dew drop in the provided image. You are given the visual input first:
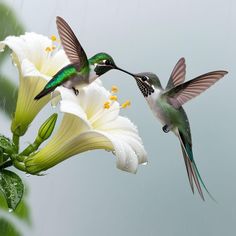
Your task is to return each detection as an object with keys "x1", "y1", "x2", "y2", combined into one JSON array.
[
  {"x1": 11, "y1": 60, "x2": 17, "y2": 67},
  {"x1": 141, "y1": 162, "x2": 148, "y2": 166},
  {"x1": 51, "y1": 103, "x2": 57, "y2": 109},
  {"x1": 8, "y1": 208, "x2": 13, "y2": 213}
]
